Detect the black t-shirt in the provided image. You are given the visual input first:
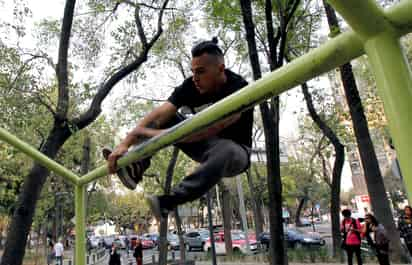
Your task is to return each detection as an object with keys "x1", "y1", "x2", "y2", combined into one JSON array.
[
  {"x1": 168, "y1": 69, "x2": 253, "y2": 147},
  {"x1": 133, "y1": 245, "x2": 143, "y2": 258}
]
